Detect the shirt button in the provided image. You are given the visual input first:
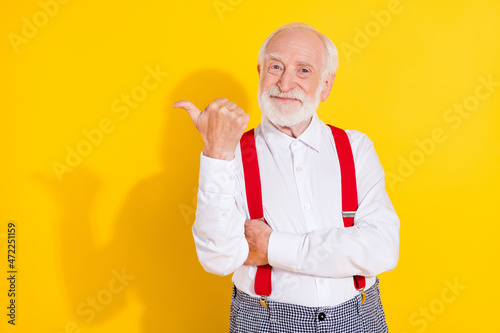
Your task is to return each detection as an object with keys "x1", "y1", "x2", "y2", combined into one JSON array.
[
  {"x1": 304, "y1": 204, "x2": 310, "y2": 210},
  {"x1": 221, "y1": 211, "x2": 228, "y2": 217},
  {"x1": 318, "y1": 312, "x2": 326, "y2": 321},
  {"x1": 296, "y1": 167, "x2": 302, "y2": 172},
  {"x1": 319, "y1": 279, "x2": 324, "y2": 284}
]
